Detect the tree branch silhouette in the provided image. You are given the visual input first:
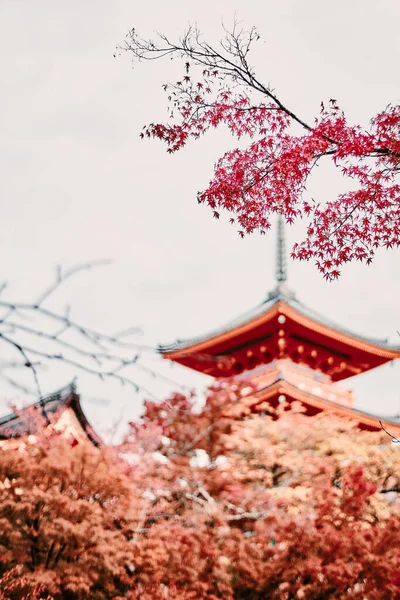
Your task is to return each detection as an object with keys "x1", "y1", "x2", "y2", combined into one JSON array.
[{"x1": 0, "y1": 261, "x2": 161, "y2": 399}]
